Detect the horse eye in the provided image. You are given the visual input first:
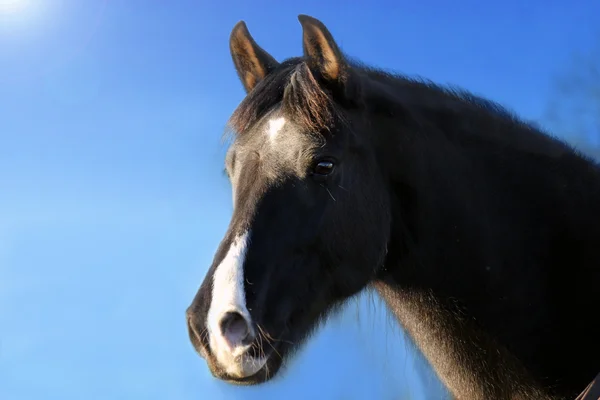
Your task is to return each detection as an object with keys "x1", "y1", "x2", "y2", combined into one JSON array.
[{"x1": 313, "y1": 160, "x2": 335, "y2": 177}]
